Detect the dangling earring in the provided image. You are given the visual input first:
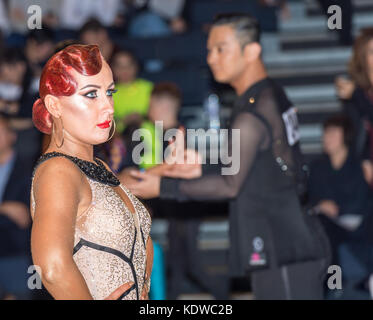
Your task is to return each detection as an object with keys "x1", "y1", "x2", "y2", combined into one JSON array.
[
  {"x1": 53, "y1": 118, "x2": 64, "y2": 148},
  {"x1": 107, "y1": 120, "x2": 116, "y2": 142}
]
